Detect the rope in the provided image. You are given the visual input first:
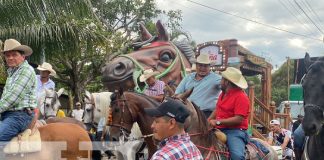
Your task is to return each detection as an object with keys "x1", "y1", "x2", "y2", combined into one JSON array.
[{"x1": 195, "y1": 144, "x2": 230, "y2": 158}]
